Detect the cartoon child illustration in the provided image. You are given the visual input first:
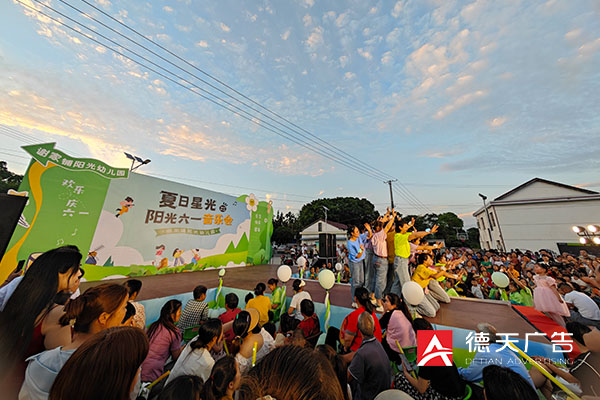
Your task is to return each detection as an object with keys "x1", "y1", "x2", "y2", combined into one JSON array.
[
  {"x1": 85, "y1": 251, "x2": 98, "y2": 265},
  {"x1": 154, "y1": 244, "x2": 166, "y2": 267},
  {"x1": 173, "y1": 248, "x2": 185, "y2": 267},
  {"x1": 191, "y1": 248, "x2": 202, "y2": 266},
  {"x1": 115, "y1": 196, "x2": 134, "y2": 218}
]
